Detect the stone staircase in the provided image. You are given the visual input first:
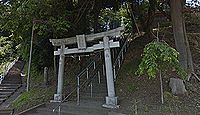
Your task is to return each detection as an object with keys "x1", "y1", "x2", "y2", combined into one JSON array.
[
  {"x1": 19, "y1": 68, "x2": 124, "y2": 115},
  {"x1": 0, "y1": 84, "x2": 22, "y2": 104},
  {"x1": 80, "y1": 74, "x2": 107, "y2": 101},
  {"x1": 0, "y1": 60, "x2": 24, "y2": 115},
  {"x1": 21, "y1": 99, "x2": 112, "y2": 115}
]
